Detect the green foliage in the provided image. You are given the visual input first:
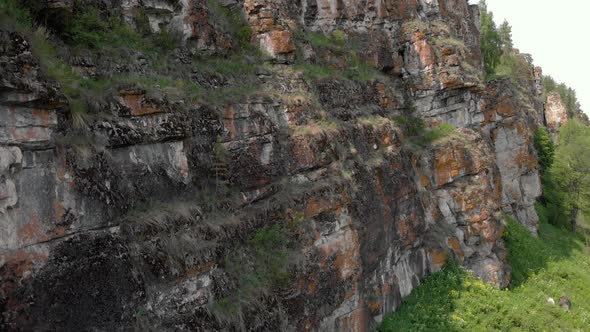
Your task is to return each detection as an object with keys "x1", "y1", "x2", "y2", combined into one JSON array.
[
  {"x1": 295, "y1": 30, "x2": 383, "y2": 81},
  {"x1": 413, "y1": 123, "x2": 456, "y2": 147},
  {"x1": 493, "y1": 52, "x2": 534, "y2": 84},
  {"x1": 498, "y1": 20, "x2": 513, "y2": 51},
  {"x1": 394, "y1": 115, "x2": 425, "y2": 137},
  {"x1": 134, "y1": 7, "x2": 151, "y2": 36},
  {"x1": 296, "y1": 63, "x2": 338, "y2": 80},
  {"x1": 203, "y1": 84, "x2": 258, "y2": 107},
  {"x1": 206, "y1": 0, "x2": 253, "y2": 50},
  {"x1": 236, "y1": 26, "x2": 253, "y2": 49},
  {"x1": 379, "y1": 217, "x2": 590, "y2": 331},
  {"x1": 248, "y1": 224, "x2": 293, "y2": 286},
  {"x1": 60, "y1": 3, "x2": 179, "y2": 53},
  {"x1": 151, "y1": 30, "x2": 183, "y2": 53},
  {"x1": 306, "y1": 30, "x2": 347, "y2": 53},
  {"x1": 0, "y1": 0, "x2": 33, "y2": 30},
  {"x1": 0, "y1": 0, "x2": 186, "y2": 119},
  {"x1": 212, "y1": 223, "x2": 296, "y2": 323},
  {"x1": 546, "y1": 120, "x2": 590, "y2": 231},
  {"x1": 533, "y1": 127, "x2": 555, "y2": 172},
  {"x1": 479, "y1": 0, "x2": 502, "y2": 78},
  {"x1": 394, "y1": 112, "x2": 455, "y2": 147},
  {"x1": 10, "y1": 22, "x2": 93, "y2": 120},
  {"x1": 479, "y1": 2, "x2": 534, "y2": 83},
  {"x1": 343, "y1": 51, "x2": 382, "y2": 81},
  {"x1": 503, "y1": 214, "x2": 581, "y2": 286},
  {"x1": 70, "y1": 9, "x2": 135, "y2": 50},
  {"x1": 537, "y1": 120, "x2": 590, "y2": 231}
]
